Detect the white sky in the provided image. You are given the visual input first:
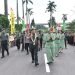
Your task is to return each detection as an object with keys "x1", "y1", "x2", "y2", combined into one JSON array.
[{"x1": 0, "y1": 0, "x2": 75, "y2": 23}]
